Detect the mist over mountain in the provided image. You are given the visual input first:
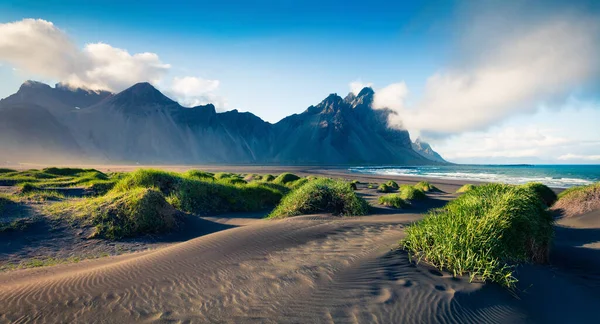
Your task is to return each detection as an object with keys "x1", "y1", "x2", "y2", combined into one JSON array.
[{"x1": 0, "y1": 81, "x2": 445, "y2": 165}]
